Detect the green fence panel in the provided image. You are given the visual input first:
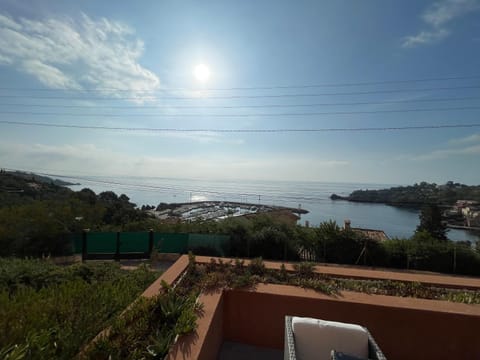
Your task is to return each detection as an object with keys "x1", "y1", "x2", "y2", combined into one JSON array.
[
  {"x1": 187, "y1": 234, "x2": 230, "y2": 256},
  {"x1": 77, "y1": 232, "x2": 231, "y2": 256},
  {"x1": 71, "y1": 233, "x2": 83, "y2": 254},
  {"x1": 120, "y1": 232, "x2": 150, "y2": 253},
  {"x1": 154, "y1": 233, "x2": 189, "y2": 253},
  {"x1": 87, "y1": 232, "x2": 117, "y2": 253}
]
